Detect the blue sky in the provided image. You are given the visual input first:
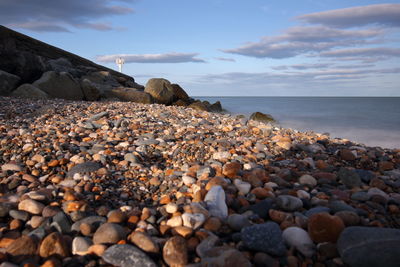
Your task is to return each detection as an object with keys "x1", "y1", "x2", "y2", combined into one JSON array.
[{"x1": 1, "y1": 0, "x2": 400, "y2": 96}]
